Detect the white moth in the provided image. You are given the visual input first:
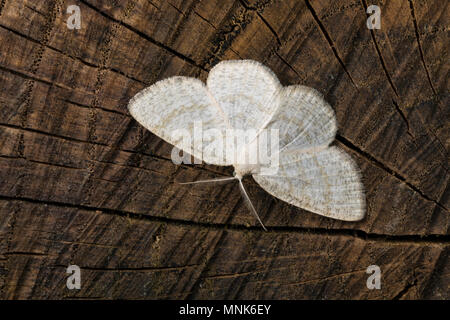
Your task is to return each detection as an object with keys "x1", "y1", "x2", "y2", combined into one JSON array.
[{"x1": 128, "y1": 60, "x2": 365, "y2": 230}]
